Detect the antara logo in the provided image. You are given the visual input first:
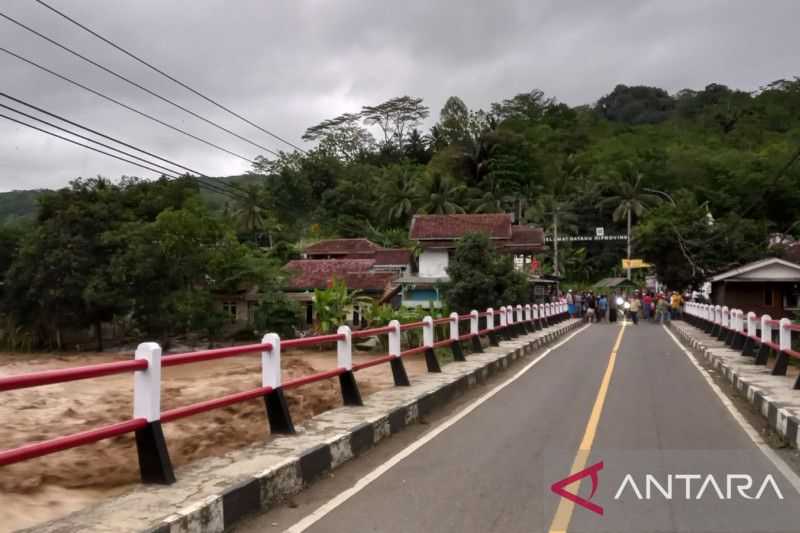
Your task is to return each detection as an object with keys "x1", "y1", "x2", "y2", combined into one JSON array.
[
  {"x1": 613, "y1": 473, "x2": 784, "y2": 501},
  {"x1": 551, "y1": 461, "x2": 785, "y2": 518},
  {"x1": 550, "y1": 461, "x2": 604, "y2": 515}
]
